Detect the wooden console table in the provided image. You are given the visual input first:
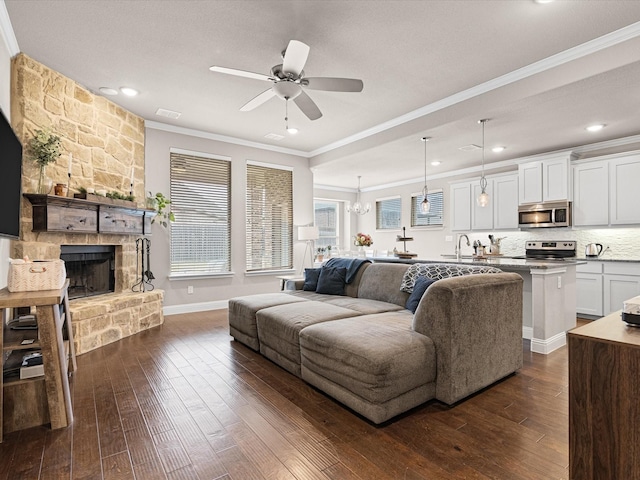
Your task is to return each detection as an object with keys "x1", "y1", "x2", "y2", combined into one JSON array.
[
  {"x1": 0, "y1": 280, "x2": 76, "y2": 441},
  {"x1": 568, "y1": 311, "x2": 640, "y2": 479}
]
